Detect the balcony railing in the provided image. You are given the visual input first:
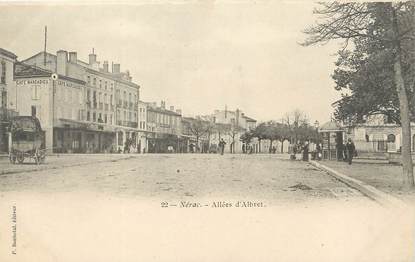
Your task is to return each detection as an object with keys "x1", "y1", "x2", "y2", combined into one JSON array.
[{"x1": 117, "y1": 120, "x2": 138, "y2": 128}]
